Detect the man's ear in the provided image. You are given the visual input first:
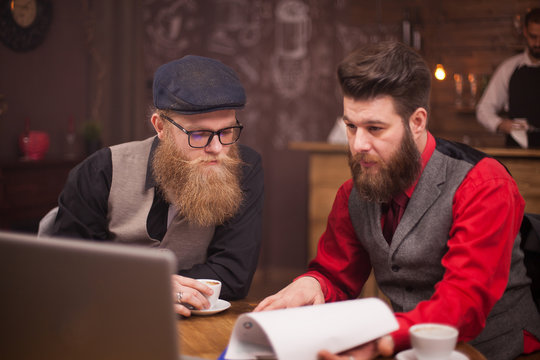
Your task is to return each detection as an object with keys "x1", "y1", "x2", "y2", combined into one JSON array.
[
  {"x1": 408, "y1": 107, "x2": 427, "y2": 139},
  {"x1": 151, "y1": 113, "x2": 166, "y2": 140}
]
